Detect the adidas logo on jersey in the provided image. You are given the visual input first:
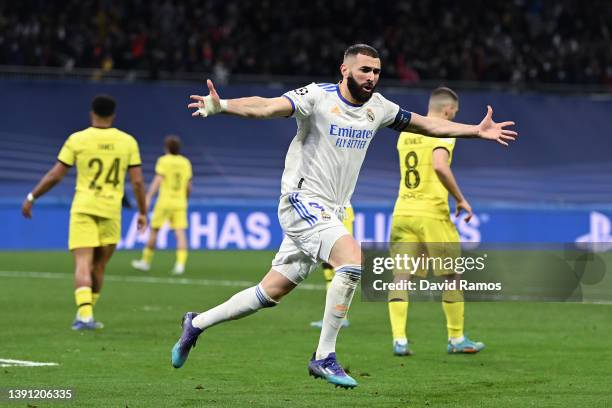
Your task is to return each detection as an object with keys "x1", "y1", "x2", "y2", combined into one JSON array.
[{"x1": 330, "y1": 106, "x2": 341, "y2": 116}]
